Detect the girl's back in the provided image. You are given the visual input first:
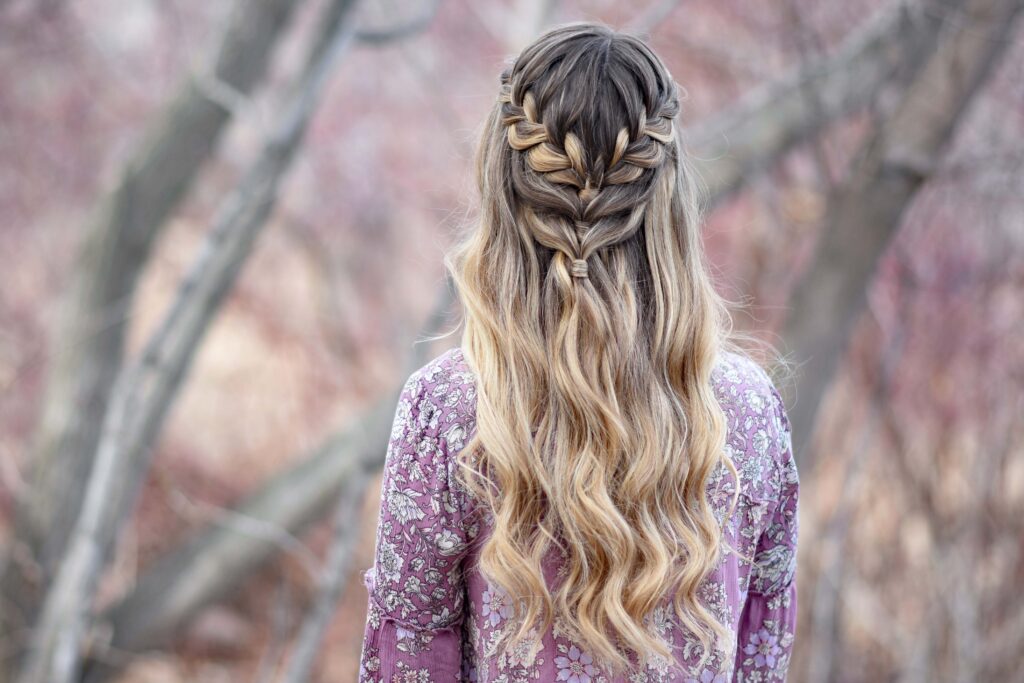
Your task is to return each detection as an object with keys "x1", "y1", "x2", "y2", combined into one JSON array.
[{"x1": 358, "y1": 345, "x2": 798, "y2": 682}]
